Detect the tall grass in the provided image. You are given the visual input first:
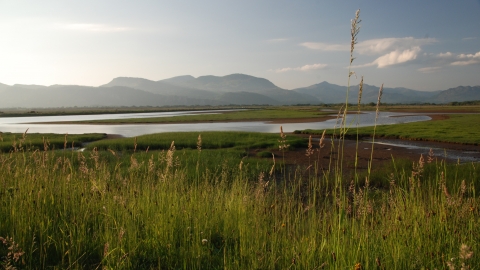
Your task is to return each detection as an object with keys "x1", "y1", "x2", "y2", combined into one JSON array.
[
  {"x1": 0, "y1": 139, "x2": 478, "y2": 269},
  {"x1": 1, "y1": 10, "x2": 478, "y2": 269}
]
